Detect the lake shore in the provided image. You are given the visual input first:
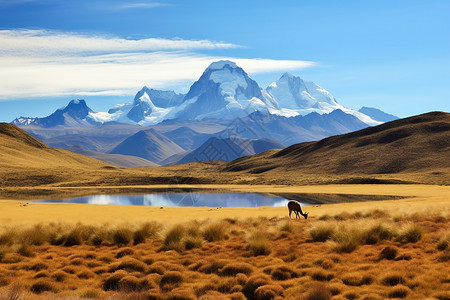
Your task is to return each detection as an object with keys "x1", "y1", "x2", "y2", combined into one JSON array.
[{"x1": 1, "y1": 184, "x2": 448, "y2": 226}]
